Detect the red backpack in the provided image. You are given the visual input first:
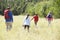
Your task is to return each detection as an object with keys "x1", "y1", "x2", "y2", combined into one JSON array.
[{"x1": 4, "y1": 10, "x2": 10, "y2": 19}]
